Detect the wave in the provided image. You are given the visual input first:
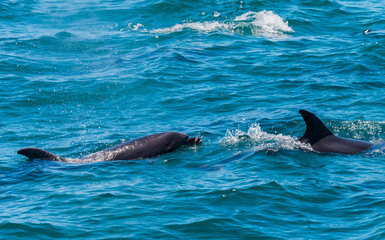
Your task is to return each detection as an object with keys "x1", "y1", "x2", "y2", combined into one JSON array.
[
  {"x1": 220, "y1": 123, "x2": 311, "y2": 152},
  {"x1": 233, "y1": 11, "x2": 294, "y2": 34},
  {"x1": 127, "y1": 10, "x2": 294, "y2": 37}
]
